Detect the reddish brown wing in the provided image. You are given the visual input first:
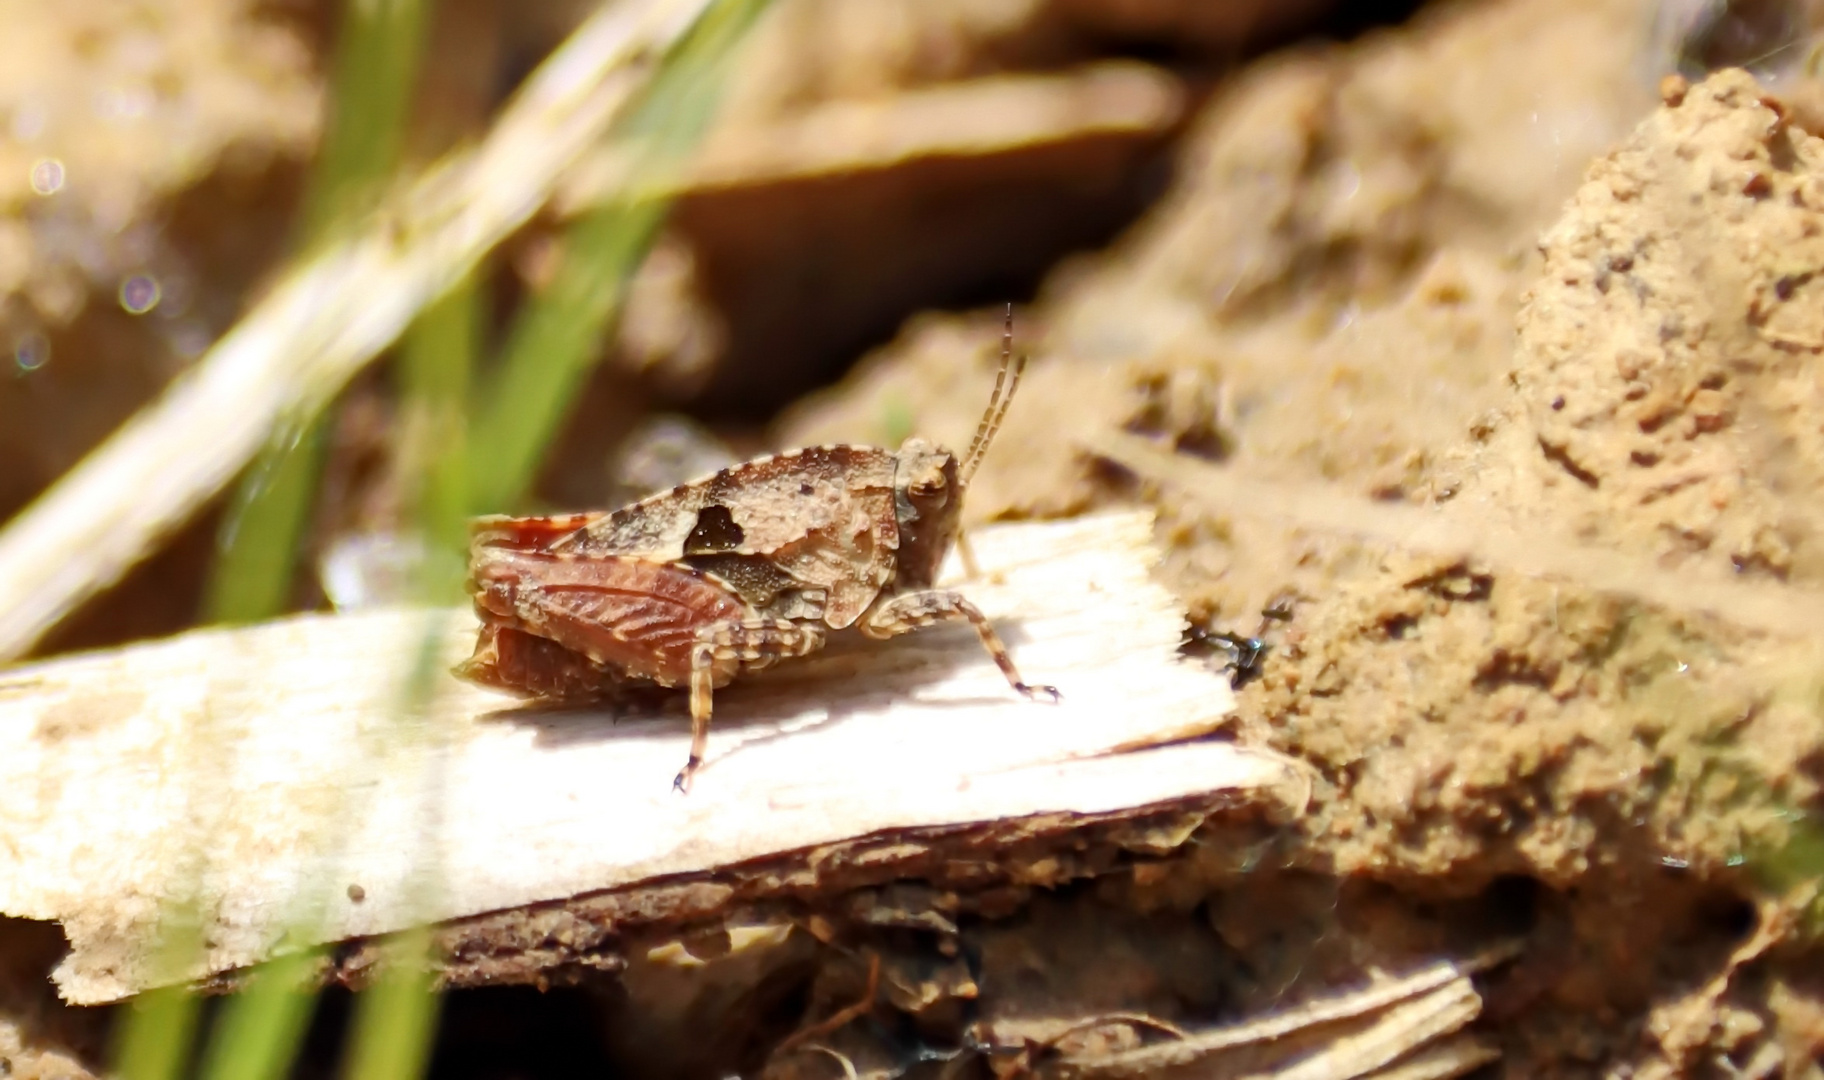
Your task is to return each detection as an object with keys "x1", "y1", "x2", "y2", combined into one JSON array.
[
  {"x1": 466, "y1": 550, "x2": 748, "y2": 692},
  {"x1": 469, "y1": 513, "x2": 608, "y2": 553},
  {"x1": 551, "y1": 446, "x2": 903, "y2": 628}
]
